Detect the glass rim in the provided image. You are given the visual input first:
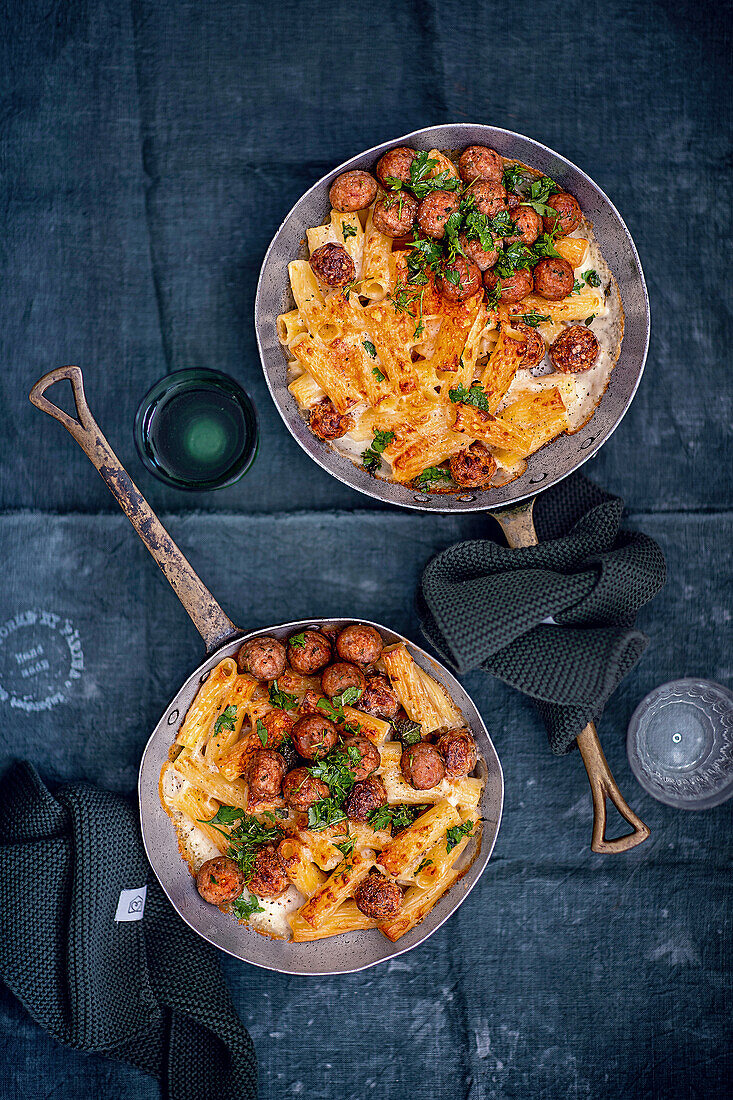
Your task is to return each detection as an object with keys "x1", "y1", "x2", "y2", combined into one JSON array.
[{"x1": 134, "y1": 368, "x2": 259, "y2": 491}]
